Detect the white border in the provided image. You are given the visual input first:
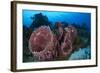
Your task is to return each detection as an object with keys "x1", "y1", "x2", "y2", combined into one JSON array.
[{"x1": 17, "y1": 3, "x2": 96, "y2": 69}]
